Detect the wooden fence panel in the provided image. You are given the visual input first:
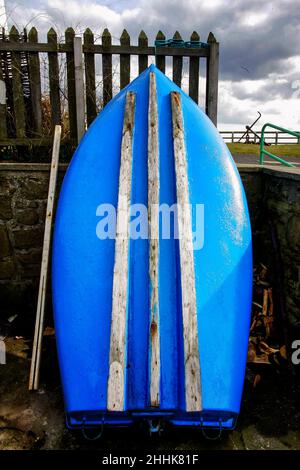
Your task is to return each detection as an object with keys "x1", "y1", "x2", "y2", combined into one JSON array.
[{"x1": 0, "y1": 27, "x2": 219, "y2": 153}]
